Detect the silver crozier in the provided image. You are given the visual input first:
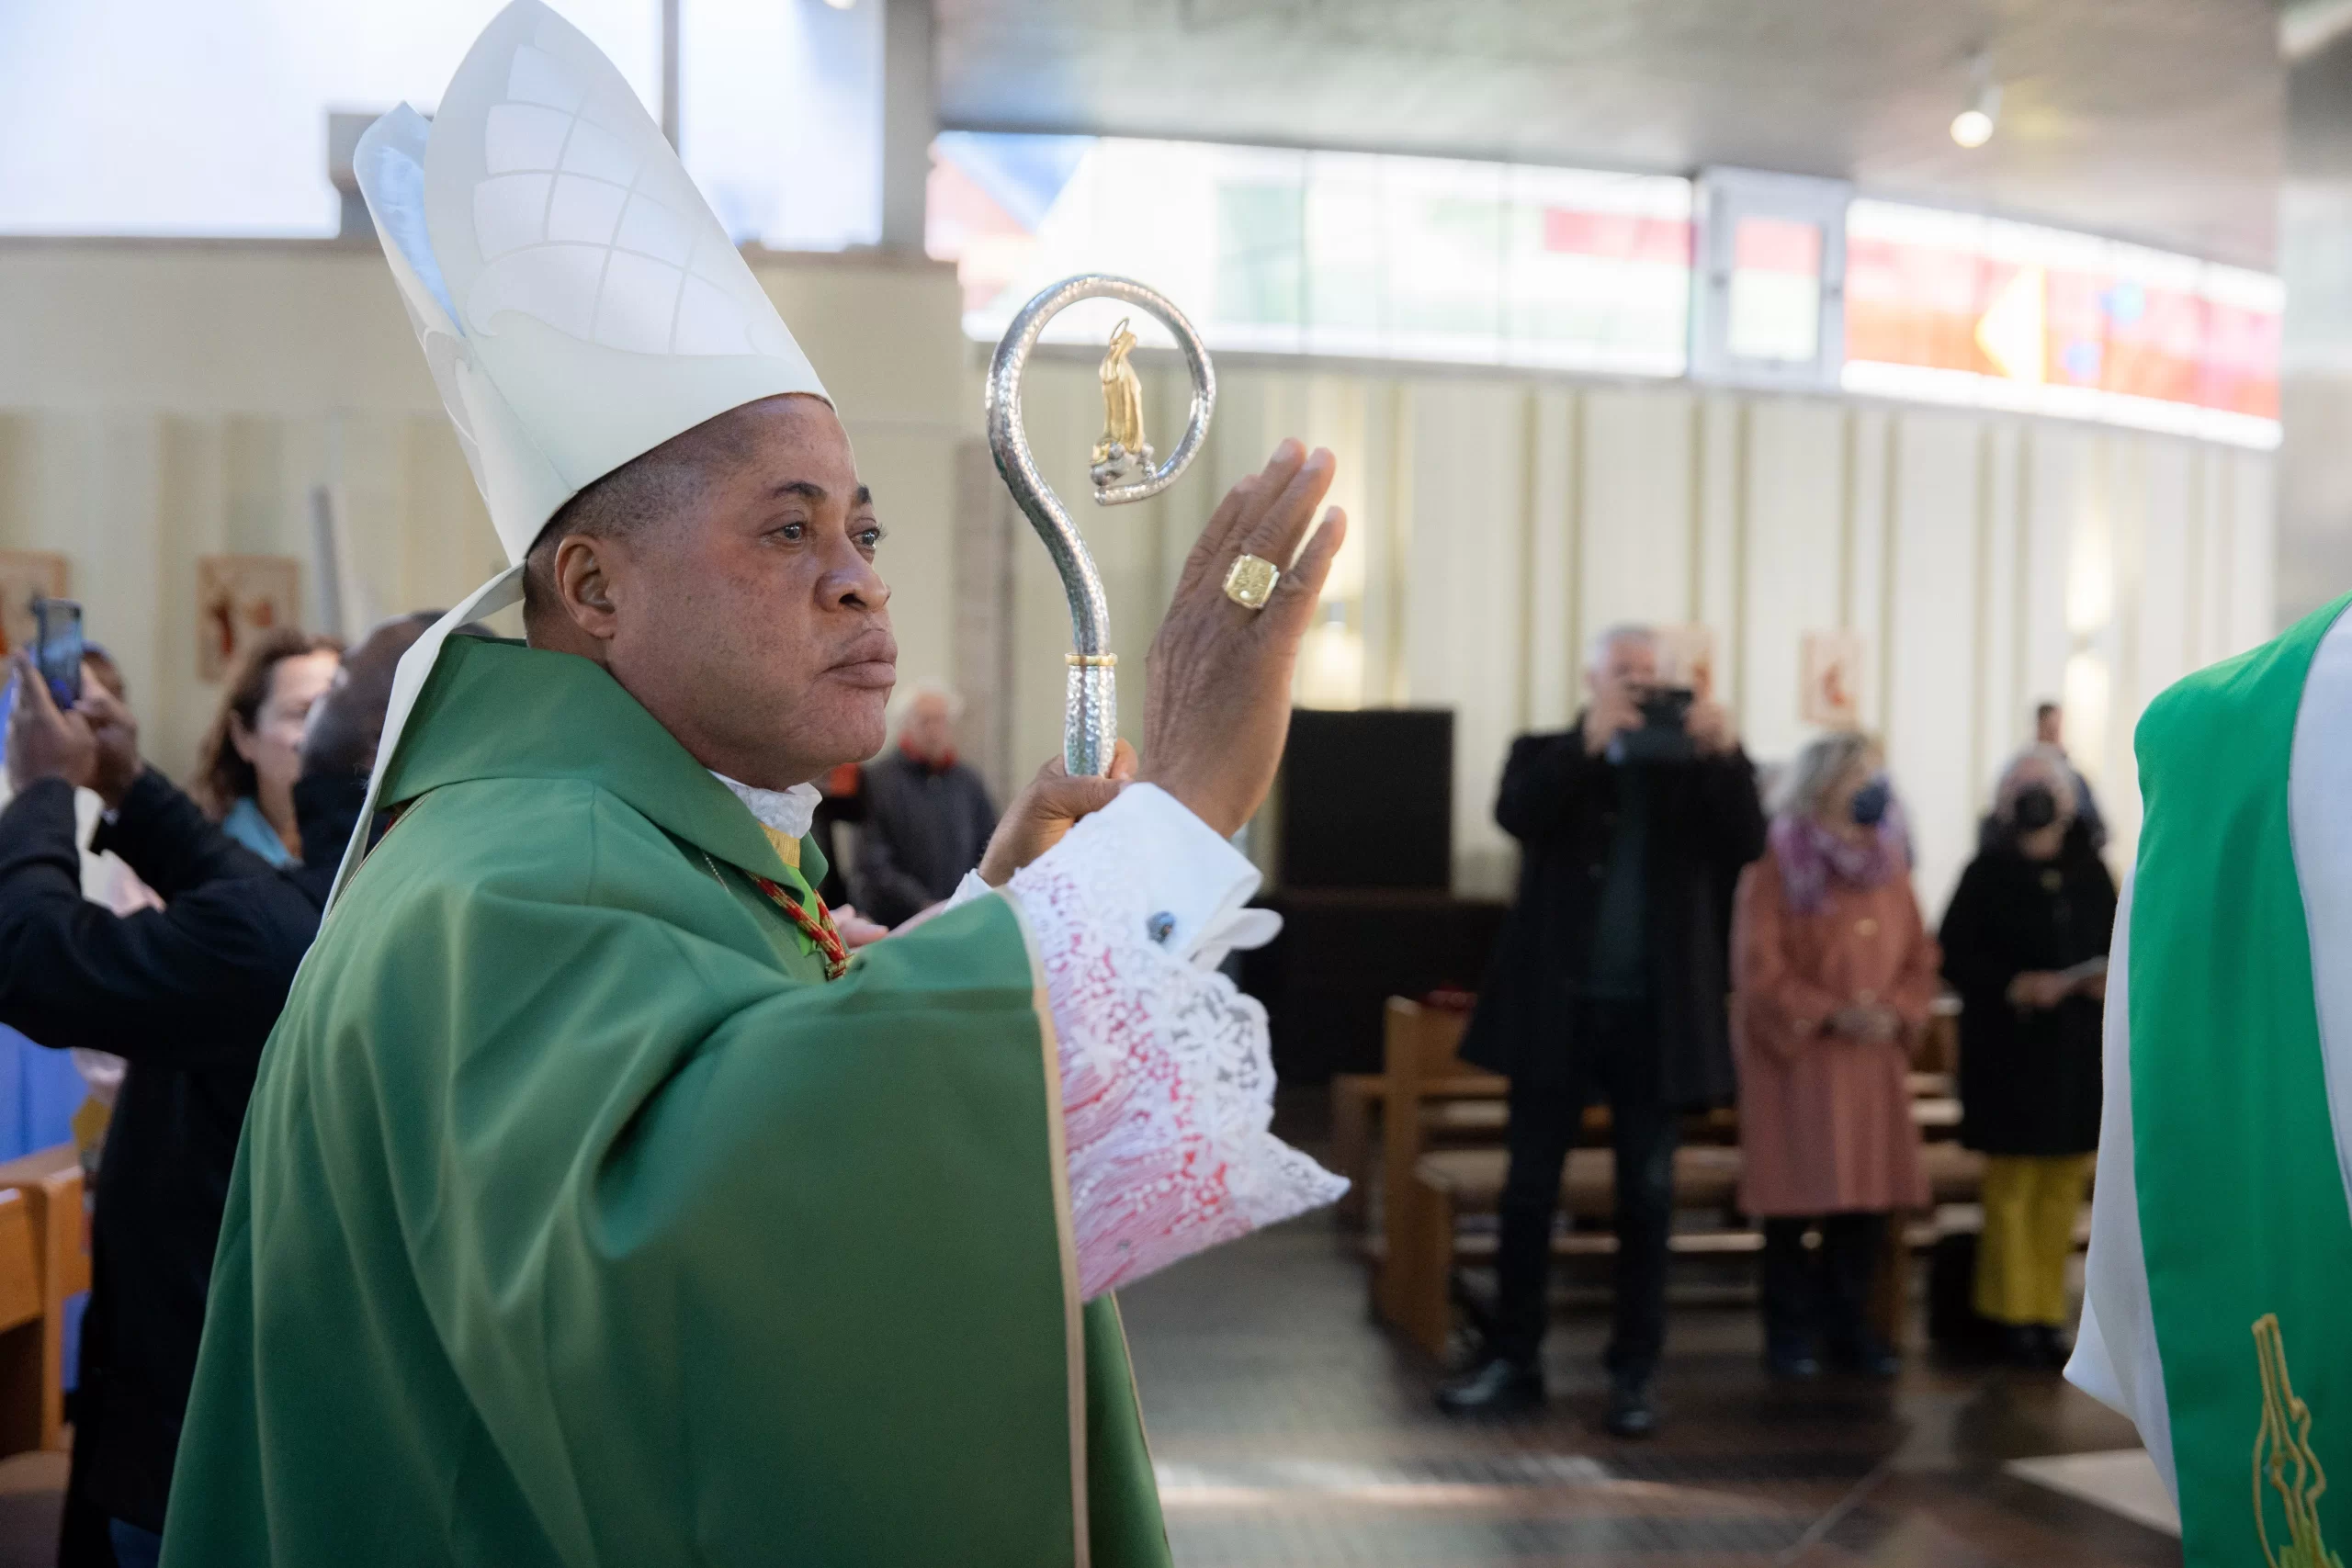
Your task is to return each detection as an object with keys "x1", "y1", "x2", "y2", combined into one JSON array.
[{"x1": 982, "y1": 276, "x2": 1216, "y2": 777}]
